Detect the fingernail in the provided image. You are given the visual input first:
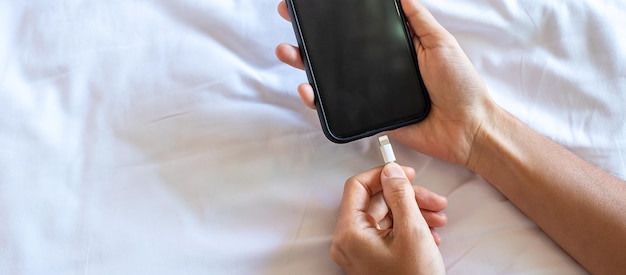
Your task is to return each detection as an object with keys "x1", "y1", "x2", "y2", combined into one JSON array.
[
  {"x1": 432, "y1": 230, "x2": 442, "y2": 245},
  {"x1": 383, "y1": 163, "x2": 406, "y2": 179}
]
